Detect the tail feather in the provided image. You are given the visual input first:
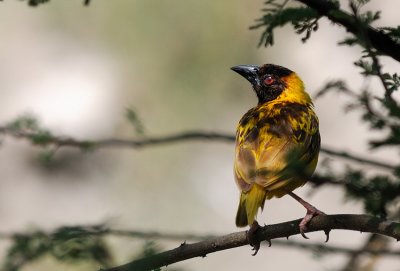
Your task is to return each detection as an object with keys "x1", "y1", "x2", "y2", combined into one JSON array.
[{"x1": 235, "y1": 184, "x2": 267, "y2": 227}]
